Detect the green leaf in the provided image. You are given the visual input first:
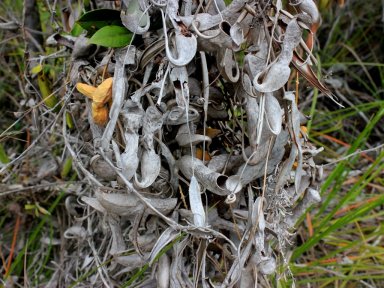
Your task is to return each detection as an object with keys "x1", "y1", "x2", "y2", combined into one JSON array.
[
  {"x1": 0, "y1": 143, "x2": 9, "y2": 164},
  {"x1": 89, "y1": 25, "x2": 133, "y2": 48},
  {"x1": 71, "y1": 22, "x2": 85, "y2": 37},
  {"x1": 65, "y1": 112, "x2": 74, "y2": 129},
  {"x1": 61, "y1": 157, "x2": 73, "y2": 179},
  {"x1": 25, "y1": 204, "x2": 36, "y2": 210},
  {"x1": 76, "y1": 9, "x2": 122, "y2": 36},
  {"x1": 8, "y1": 192, "x2": 65, "y2": 277},
  {"x1": 36, "y1": 203, "x2": 51, "y2": 216}
]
